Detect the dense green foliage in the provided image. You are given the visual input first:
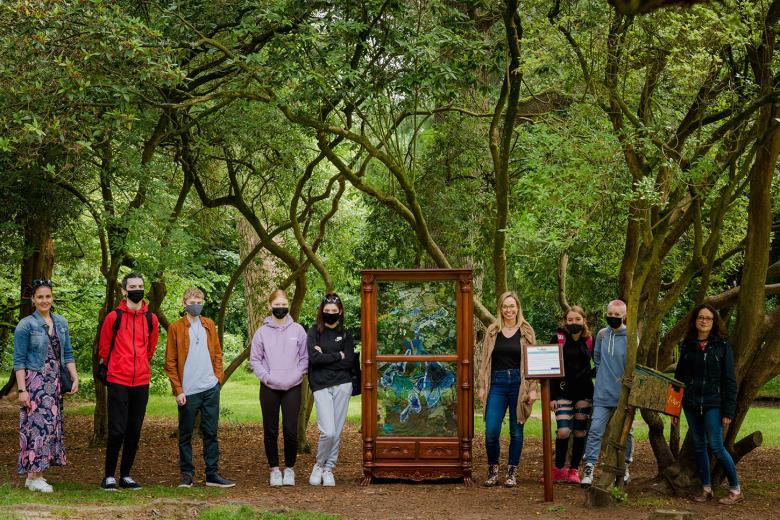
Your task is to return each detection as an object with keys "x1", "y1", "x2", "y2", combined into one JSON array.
[{"x1": 0, "y1": 0, "x2": 777, "y2": 447}]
